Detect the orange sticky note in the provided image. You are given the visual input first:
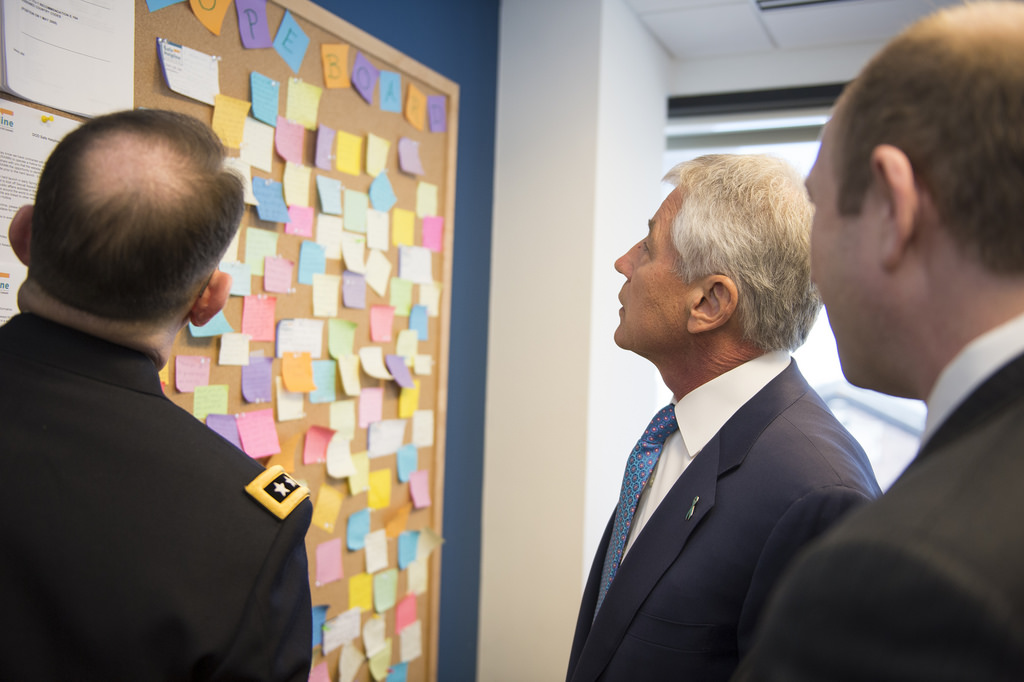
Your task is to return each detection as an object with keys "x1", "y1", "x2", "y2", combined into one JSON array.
[
  {"x1": 282, "y1": 351, "x2": 317, "y2": 392},
  {"x1": 190, "y1": 0, "x2": 232, "y2": 36},
  {"x1": 385, "y1": 503, "x2": 412, "y2": 538},
  {"x1": 267, "y1": 431, "x2": 301, "y2": 473},
  {"x1": 405, "y1": 83, "x2": 427, "y2": 131},
  {"x1": 321, "y1": 43, "x2": 351, "y2": 88}
]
